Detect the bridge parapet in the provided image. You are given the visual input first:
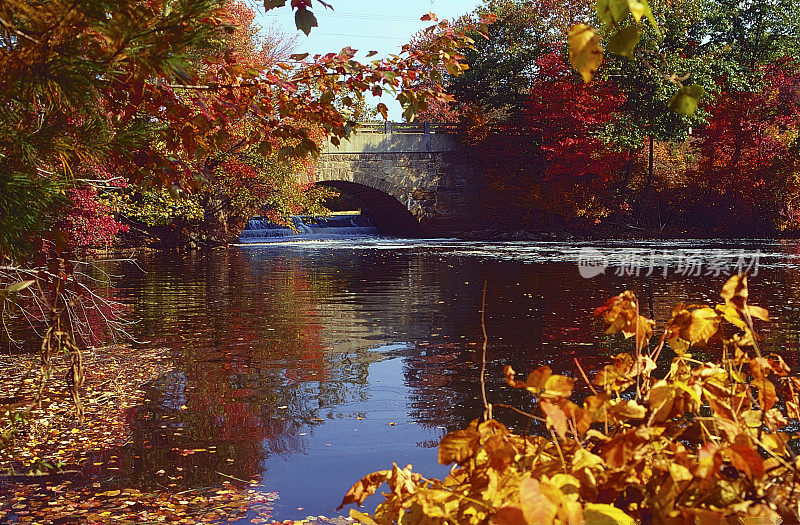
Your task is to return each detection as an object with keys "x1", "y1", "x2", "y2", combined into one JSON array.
[{"x1": 351, "y1": 121, "x2": 461, "y2": 134}]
